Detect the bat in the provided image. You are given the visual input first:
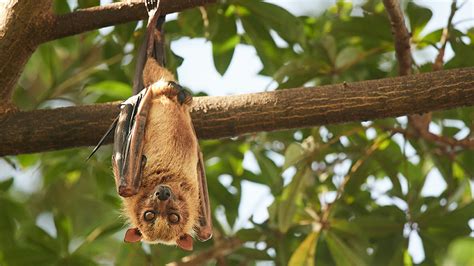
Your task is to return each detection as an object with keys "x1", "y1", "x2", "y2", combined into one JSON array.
[{"x1": 90, "y1": 0, "x2": 212, "y2": 250}]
